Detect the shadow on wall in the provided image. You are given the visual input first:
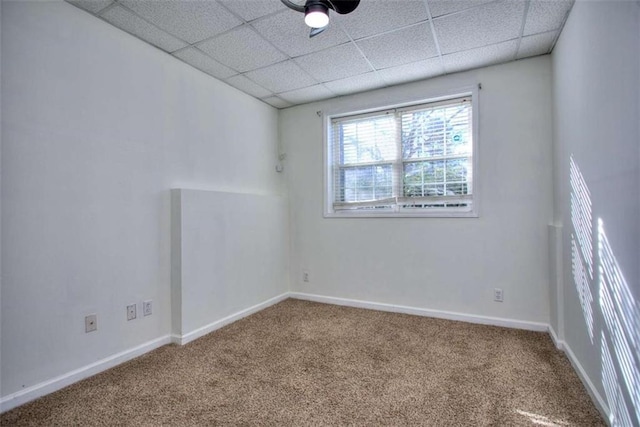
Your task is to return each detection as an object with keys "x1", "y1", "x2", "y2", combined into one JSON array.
[{"x1": 570, "y1": 155, "x2": 640, "y2": 426}]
